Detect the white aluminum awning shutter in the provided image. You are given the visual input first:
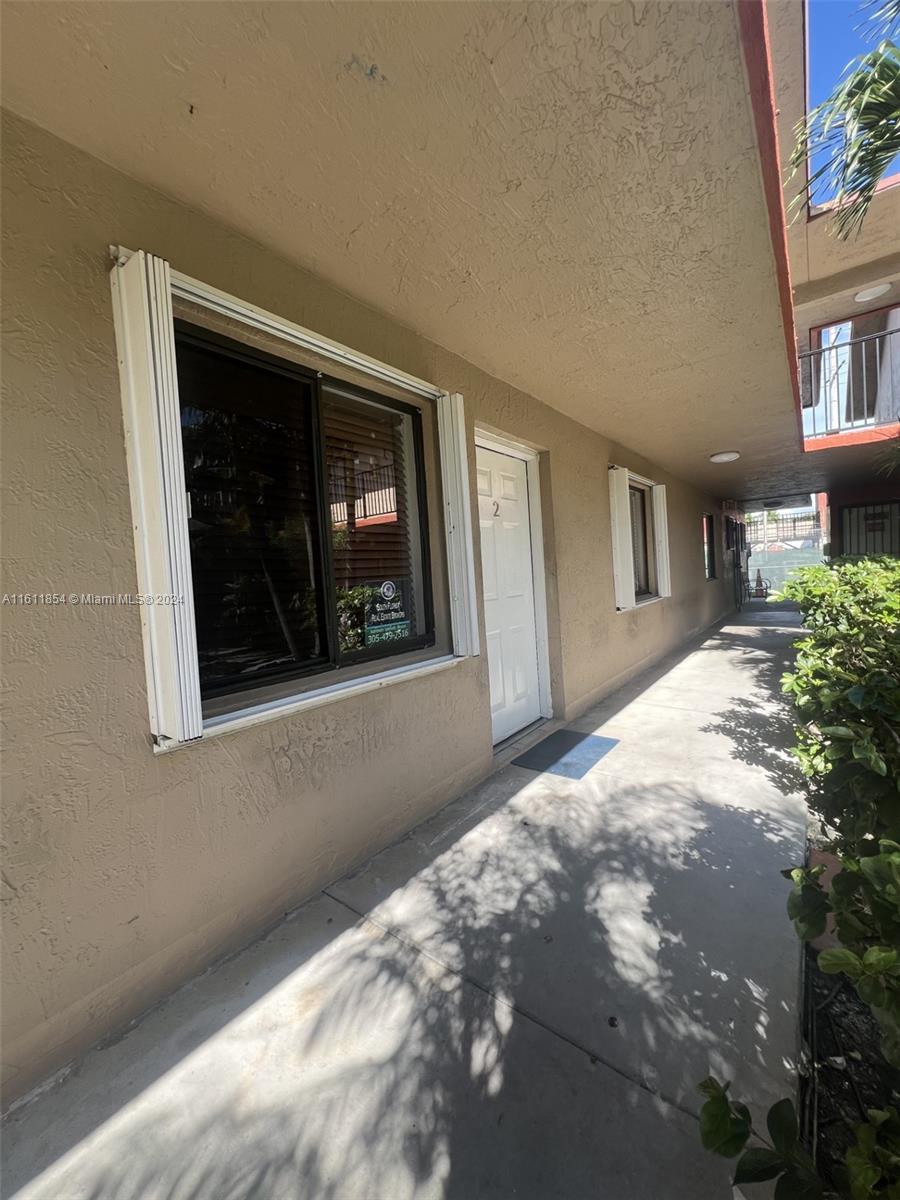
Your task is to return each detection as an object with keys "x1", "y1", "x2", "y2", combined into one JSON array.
[
  {"x1": 608, "y1": 466, "x2": 636, "y2": 610},
  {"x1": 111, "y1": 249, "x2": 203, "y2": 744},
  {"x1": 651, "y1": 484, "x2": 672, "y2": 598}
]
